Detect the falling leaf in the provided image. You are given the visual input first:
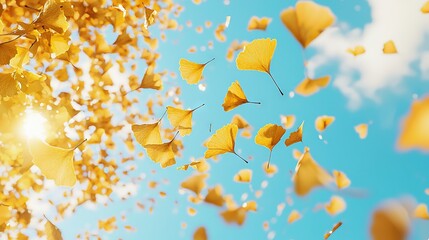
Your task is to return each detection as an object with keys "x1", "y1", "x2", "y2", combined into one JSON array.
[
  {"x1": 222, "y1": 80, "x2": 260, "y2": 111},
  {"x1": 179, "y1": 58, "x2": 215, "y2": 84},
  {"x1": 233, "y1": 169, "x2": 252, "y2": 183},
  {"x1": 193, "y1": 226, "x2": 207, "y2": 240},
  {"x1": 347, "y1": 46, "x2": 366, "y2": 56},
  {"x1": 325, "y1": 196, "x2": 346, "y2": 215},
  {"x1": 315, "y1": 115, "x2": 335, "y2": 132},
  {"x1": 242, "y1": 201, "x2": 257, "y2": 211},
  {"x1": 45, "y1": 218, "x2": 63, "y2": 240},
  {"x1": 255, "y1": 124, "x2": 285, "y2": 167},
  {"x1": 324, "y1": 222, "x2": 342, "y2": 240},
  {"x1": 383, "y1": 40, "x2": 398, "y2": 54},
  {"x1": 280, "y1": 115, "x2": 295, "y2": 129},
  {"x1": 397, "y1": 96, "x2": 429, "y2": 151},
  {"x1": 144, "y1": 132, "x2": 178, "y2": 168},
  {"x1": 332, "y1": 170, "x2": 351, "y2": 189},
  {"x1": 167, "y1": 104, "x2": 204, "y2": 136},
  {"x1": 181, "y1": 174, "x2": 208, "y2": 195},
  {"x1": 220, "y1": 207, "x2": 247, "y2": 225},
  {"x1": 29, "y1": 139, "x2": 86, "y2": 186},
  {"x1": 132, "y1": 118, "x2": 163, "y2": 147},
  {"x1": 247, "y1": 16, "x2": 271, "y2": 31},
  {"x1": 355, "y1": 123, "x2": 368, "y2": 139},
  {"x1": 231, "y1": 114, "x2": 250, "y2": 129},
  {"x1": 205, "y1": 124, "x2": 247, "y2": 163},
  {"x1": 414, "y1": 204, "x2": 429, "y2": 220},
  {"x1": 236, "y1": 38, "x2": 283, "y2": 95},
  {"x1": 422, "y1": 1, "x2": 429, "y2": 13},
  {"x1": 287, "y1": 210, "x2": 301, "y2": 223},
  {"x1": 263, "y1": 162, "x2": 278, "y2": 176},
  {"x1": 204, "y1": 185, "x2": 225, "y2": 207},
  {"x1": 135, "y1": 64, "x2": 163, "y2": 91},
  {"x1": 285, "y1": 121, "x2": 304, "y2": 147},
  {"x1": 144, "y1": 7, "x2": 157, "y2": 28},
  {"x1": 280, "y1": 1, "x2": 335, "y2": 48},
  {"x1": 34, "y1": 0, "x2": 69, "y2": 33},
  {"x1": 295, "y1": 76, "x2": 330, "y2": 96},
  {"x1": 293, "y1": 148, "x2": 333, "y2": 196},
  {"x1": 370, "y1": 200, "x2": 411, "y2": 240},
  {"x1": 98, "y1": 217, "x2": 117, "y2": 233}
]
